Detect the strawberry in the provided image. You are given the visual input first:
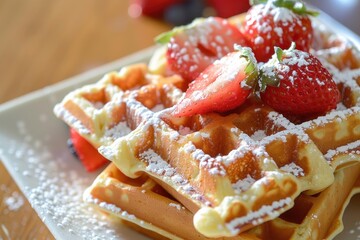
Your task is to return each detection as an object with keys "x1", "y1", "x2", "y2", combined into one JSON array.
[
  {"x1": 207, "y1": 0, "x2": 251, "y2": 18},
  {"x1": 259, "y1": 43, "x2": 340, "y2": 116},
  {"x1": 173, "y1": 46, "x2": 258, "y2": 117},
  {"x1": 242, "y1": 0, "x2": 318, "y2": 62},
  {"x1": 129, "y1": 0, "x2": 183, "y2": 18},
  {"x1": 156, "y1": 17, "x2": 248, "y2": 82},
  {"x1": 69, "y1": 128, "x2": 108, "y2": 172}
]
